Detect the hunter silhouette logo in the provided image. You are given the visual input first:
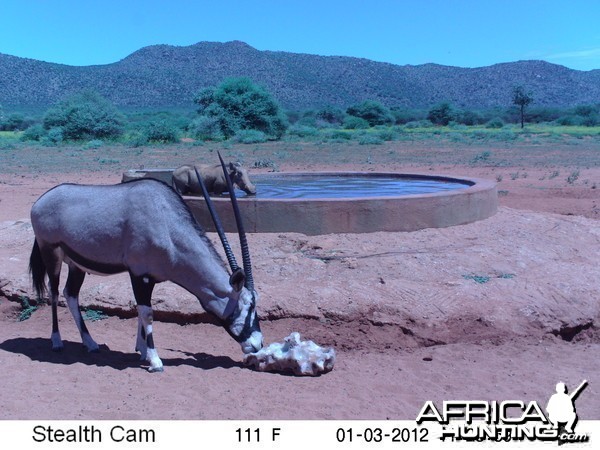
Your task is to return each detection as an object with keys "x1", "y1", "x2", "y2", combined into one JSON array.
[
  {"x1": 546, "y1": 380, "x2": 588, "y2": 443},
  {"x1": 416, "y1": 380, "x2": 590, "y2": 444}
]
